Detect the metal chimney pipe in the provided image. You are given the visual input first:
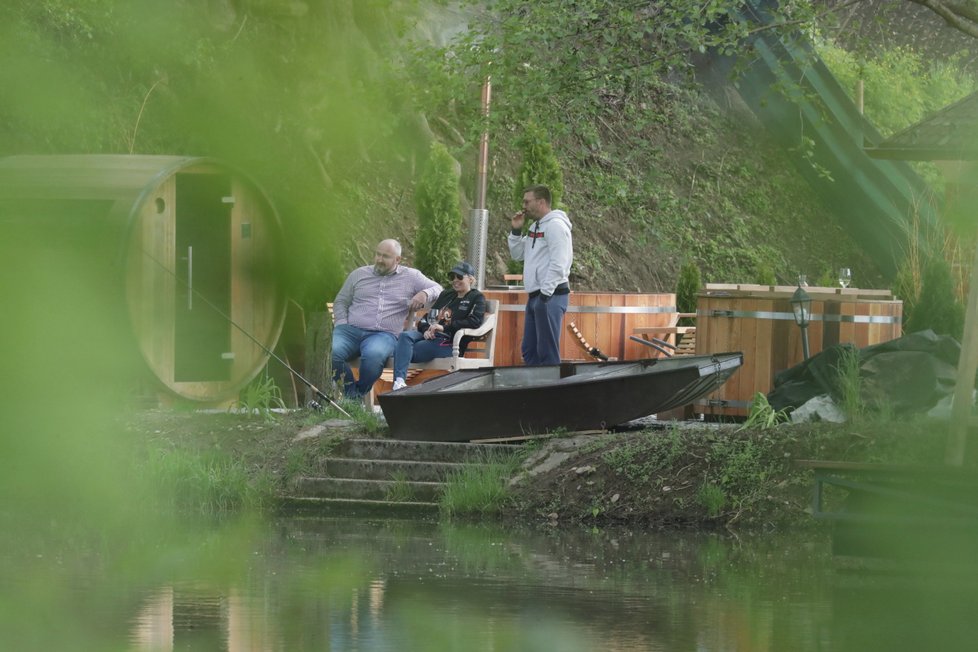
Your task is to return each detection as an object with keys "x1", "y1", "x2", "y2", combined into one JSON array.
[{"x1": 468, "y1": 74, "x2": 491, "y2": 290}]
